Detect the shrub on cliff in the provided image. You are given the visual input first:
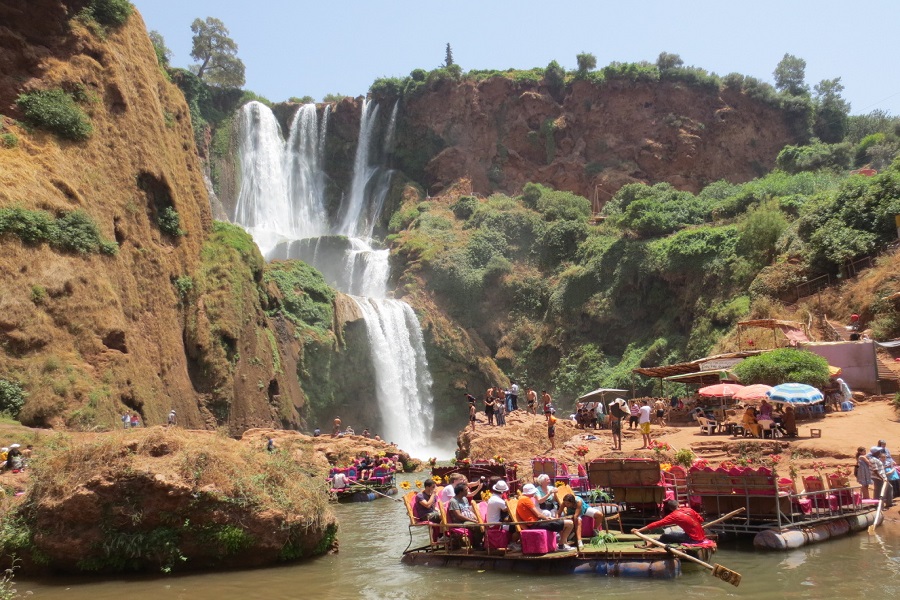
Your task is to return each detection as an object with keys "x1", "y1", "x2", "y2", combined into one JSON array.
[
  {"x1": 16, "y1": 89, "x2": 92, "y2": 141},
  {"x1": 84, "y1": 0, "x2": 133, "y2": 27},
  {"x1": 0, "y1": 380, "x2": 26, "y2": 418},
  {"x1": 0, "y1": 207, "x2": 117, "y2": 255}
]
